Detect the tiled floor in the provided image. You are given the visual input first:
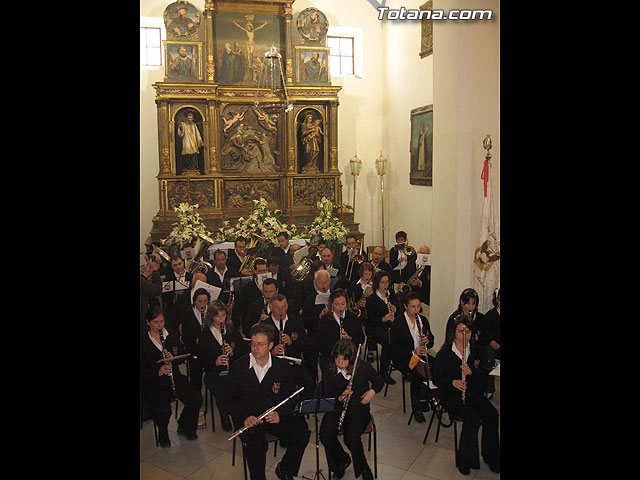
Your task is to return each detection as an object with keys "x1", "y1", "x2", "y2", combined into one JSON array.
[{"x1": 140, "y1": 363, "x2": 500, "y2": 480}]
